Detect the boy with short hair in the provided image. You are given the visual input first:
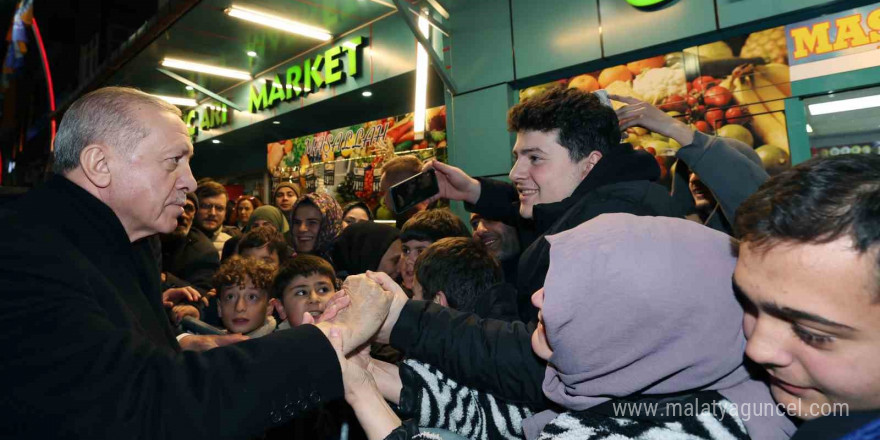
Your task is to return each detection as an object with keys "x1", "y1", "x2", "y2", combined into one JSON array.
[
  {"x1": 271, "y1": 254, "x2": 338, "y2": 330},
  {"x1": 398, "y1": 209, "x2": 470, "y2": 291},
  {"x1": 212, "y1": 255, "x2": 277, "y2": 337},
  {"x1": 413, "y1": 237, "x2": 518, "y2": 320},
  {"x1": 237, "y1": 226, "x2": 290, "y2": 269}
]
